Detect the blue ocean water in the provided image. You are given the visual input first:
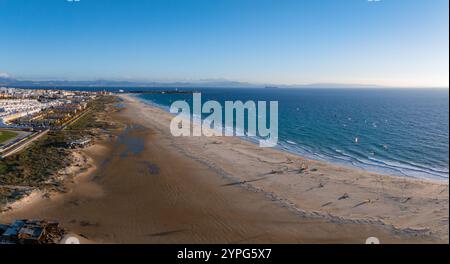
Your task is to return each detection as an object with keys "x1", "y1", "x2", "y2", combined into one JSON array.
[{"x1": 132, "y1": 88, "x2": 449, "y2": 181}]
